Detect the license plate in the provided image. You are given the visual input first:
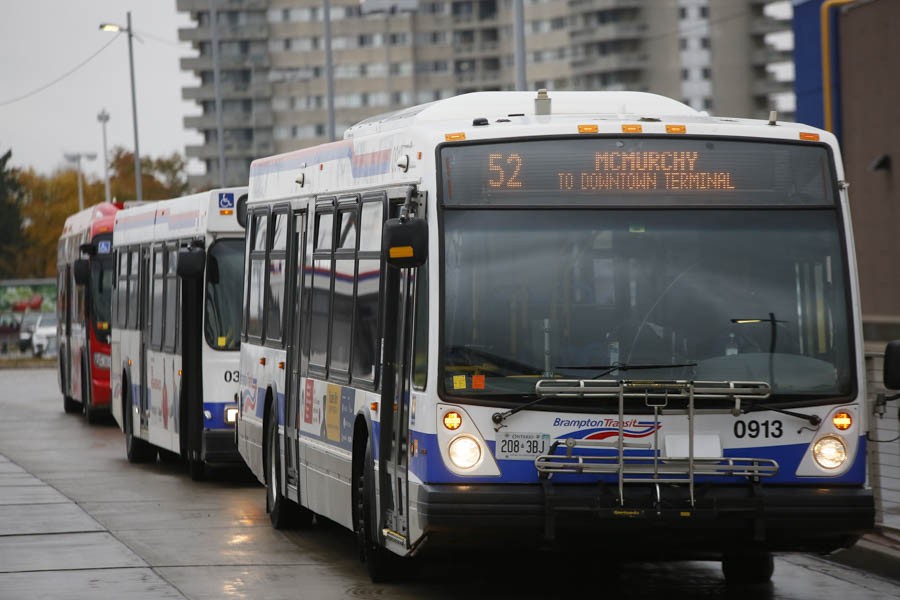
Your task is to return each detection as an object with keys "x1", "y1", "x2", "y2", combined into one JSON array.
[{"x1": 495, "y1": 431, "x2": 551, "y2": 460}]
